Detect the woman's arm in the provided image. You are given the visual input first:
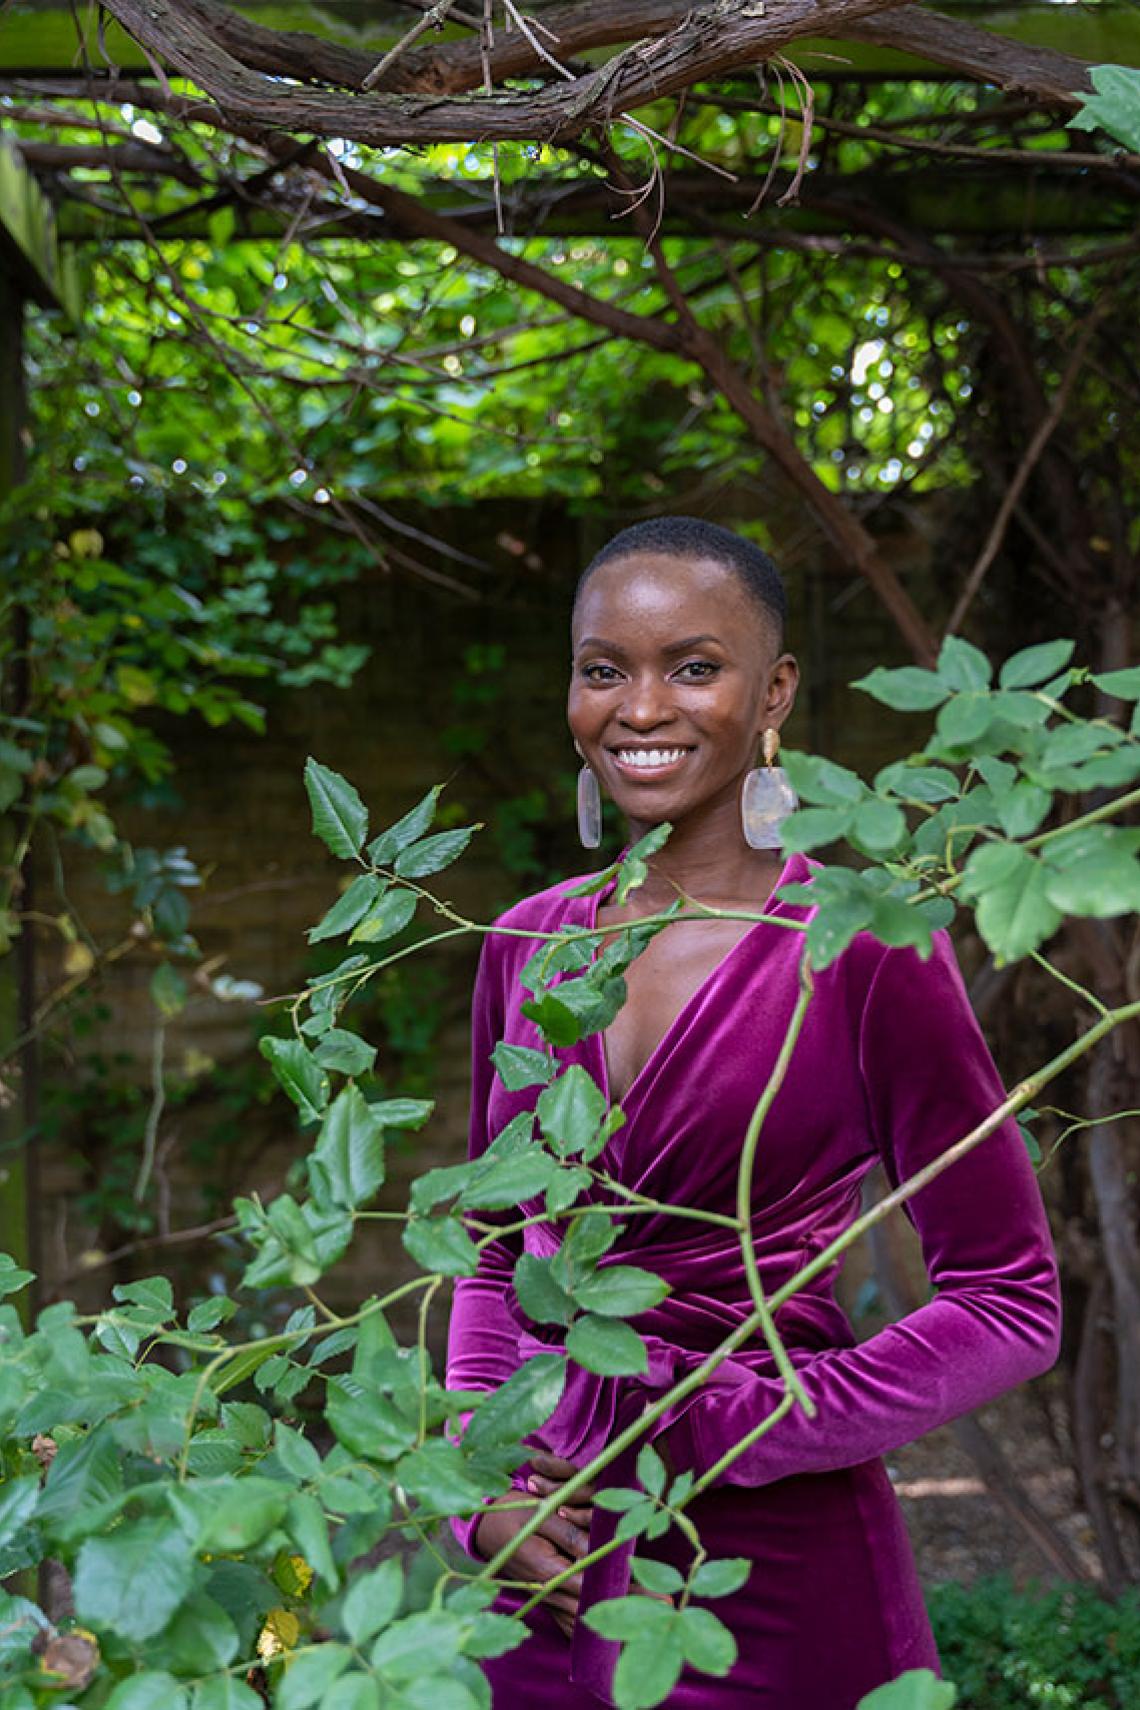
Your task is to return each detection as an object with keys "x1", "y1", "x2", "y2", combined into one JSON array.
[{"x1": 652, "y1": 929, "x2": 1063, "y2": 1488}]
